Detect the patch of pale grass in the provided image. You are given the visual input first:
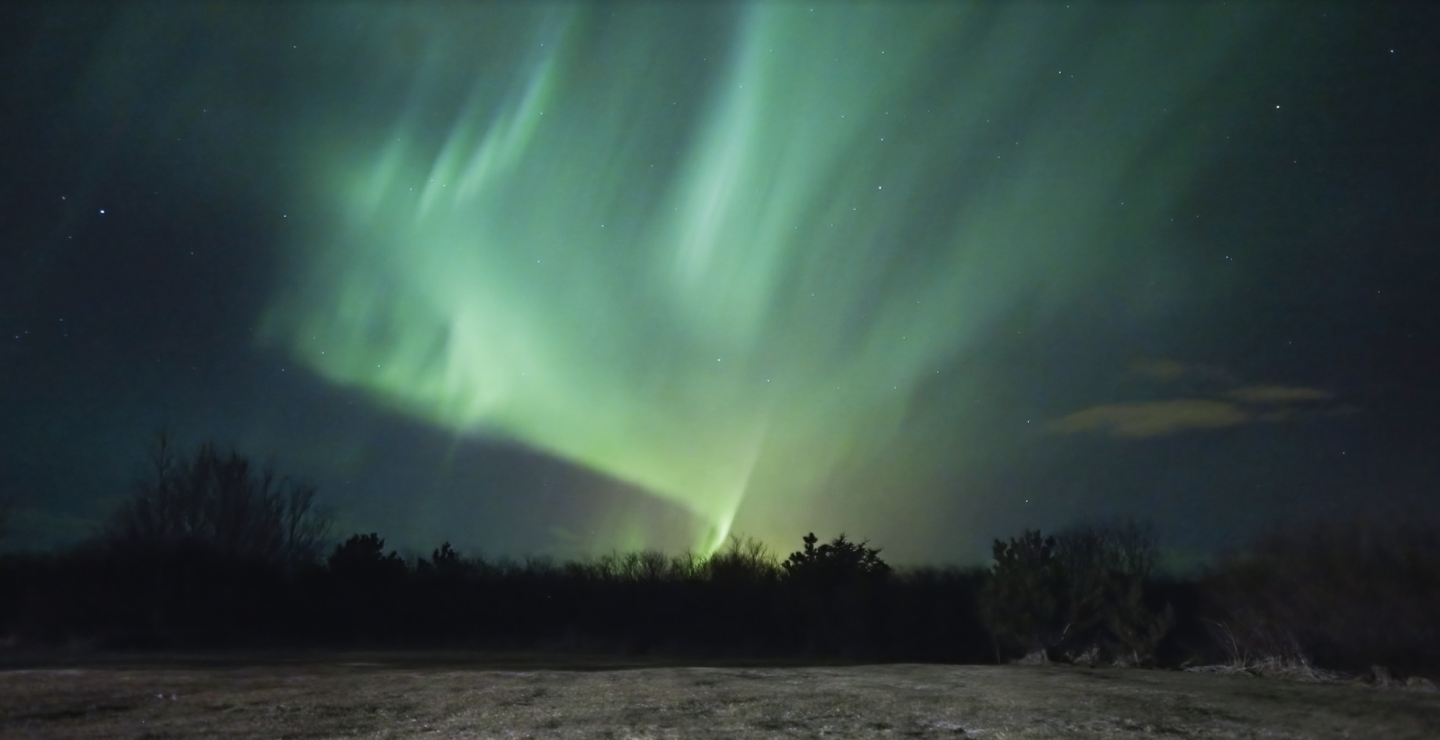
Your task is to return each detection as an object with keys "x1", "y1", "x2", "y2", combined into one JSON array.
[
  {"x1": 1186, "y1": 655, "x2": 1348, "y2": 684},
  {"x1": 2, "y1": 660, "x2": 1439, "y2": 739}
]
